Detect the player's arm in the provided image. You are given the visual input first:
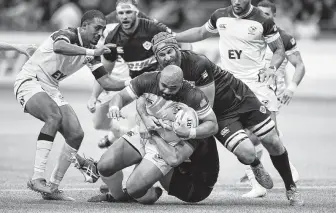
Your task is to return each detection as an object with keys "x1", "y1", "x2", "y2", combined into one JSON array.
[
  {"x1": 150, "y1": 135, "x2": 195, "y2": 167},
  {"x1": 87, "y1": 80, "x2": 104, "y2": 113},
  {"x1": 136, "y1": 96, "x2": 161, "y2": 132},
  {"x1": 53, "y1": 40, "x2": 113, "y2": 56},
  {"x1": 0, "y1": 42, "x2": 37, "y2": 57},
  {"x1": 198, "y1": 84, "x2": 215, "y2": 107},
  {"x1": 175, "y1": 10, "x2": 219, "y2": 43}
]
